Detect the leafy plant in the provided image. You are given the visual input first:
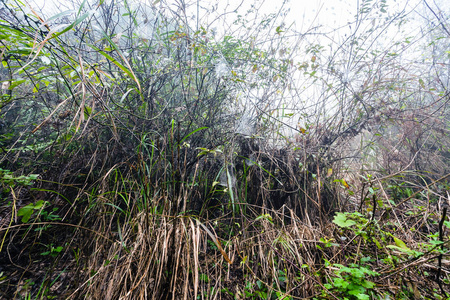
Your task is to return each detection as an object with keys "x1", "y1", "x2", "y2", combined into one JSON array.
[
  {"x1": 17, "y1": 200, "x2": 47, "y2": 223},
  {"x1": 323, "y1": 259, "x2": 379, "y2": 300},
  {"x1": 333, "y1": 212, "x2": 368, "y2": 231},
  {"x1": 40, "y1": 244, "x2": 64, "y2": 257},
  {"x1": 0, "y1": 0, "x2": 449, "y2": 299},
  {"x1": 0, "y1": 168, "x2": 38, "y2": 190}
]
